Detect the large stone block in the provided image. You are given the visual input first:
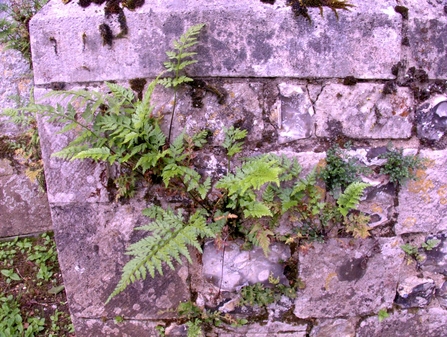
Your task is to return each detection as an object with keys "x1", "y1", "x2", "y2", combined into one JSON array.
[
  {"x1": 357, "y1": 307, "x2": 447, "y2": 337},
  {"x1": 315, "y1": 83, "x2": 414, "y2": 139},
  {"x1": 403, "y1": 0, "x2": 447, "y2": 79},
  {"x1": 0, "y1": 45, "x2": 32, "y2": 136},
  {"x1": 50, "y1": 202, "x2": 190, "y2": 328},
  {"x1": 396, "y1": 149, "x2": 447, "y2": 235},
  {"x1": 0, "y1": 158, "x2": 52, "y2": 237},
  {"x1": 294, "y1": 238, "x2": 403, "y2": 318},
  {"x1": 29, "y1": 0, "x2": 401, "y2": 84}
]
